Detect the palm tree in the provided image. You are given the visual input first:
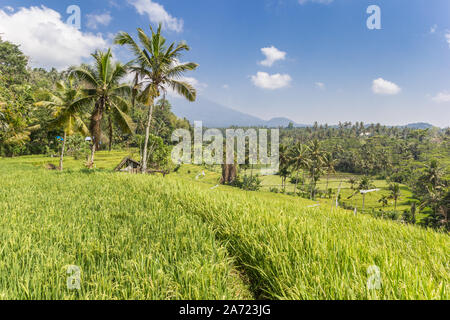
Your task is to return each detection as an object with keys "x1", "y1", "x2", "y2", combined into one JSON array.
[
  {"x1": 288, "y1": 143, "x2": 310, "y2": 194},
  {"x1": 388, "y1": 183, "x2": 401, "y2": 211},
  {"x1": 422, "y1": 160, "x2": 445, "y2": 190},
  {"x1": 71, "y1": 49, "x2": 134, "y2": 166},
  {"x1": 420, "y1": 186, "x2": 449, "y2": 230},
  {"x1": 378, "y1": 195, "x2": 389, "y2": 208},
  {"x1": 323, "y1": 152, "x2": 337, "y2": 191},
  {"x1": 308, "y1": 140, "x2": 325, "y2": 199},
  {"x1": 35, "y1": 77, "x2": 89, "y2": 171},
  {"x1": 115, "y1": 24, "x2": 198, "y2": 173},
  {"x1": 279, "y1": 144, "x2": 290, "y2": 190}
]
